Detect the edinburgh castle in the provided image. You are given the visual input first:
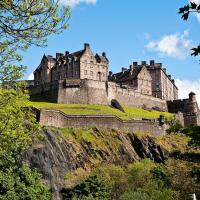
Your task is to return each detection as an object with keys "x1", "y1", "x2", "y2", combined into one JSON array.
[{"x1": 30, "y1": 43, "x2": 200, "y2": 127}]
